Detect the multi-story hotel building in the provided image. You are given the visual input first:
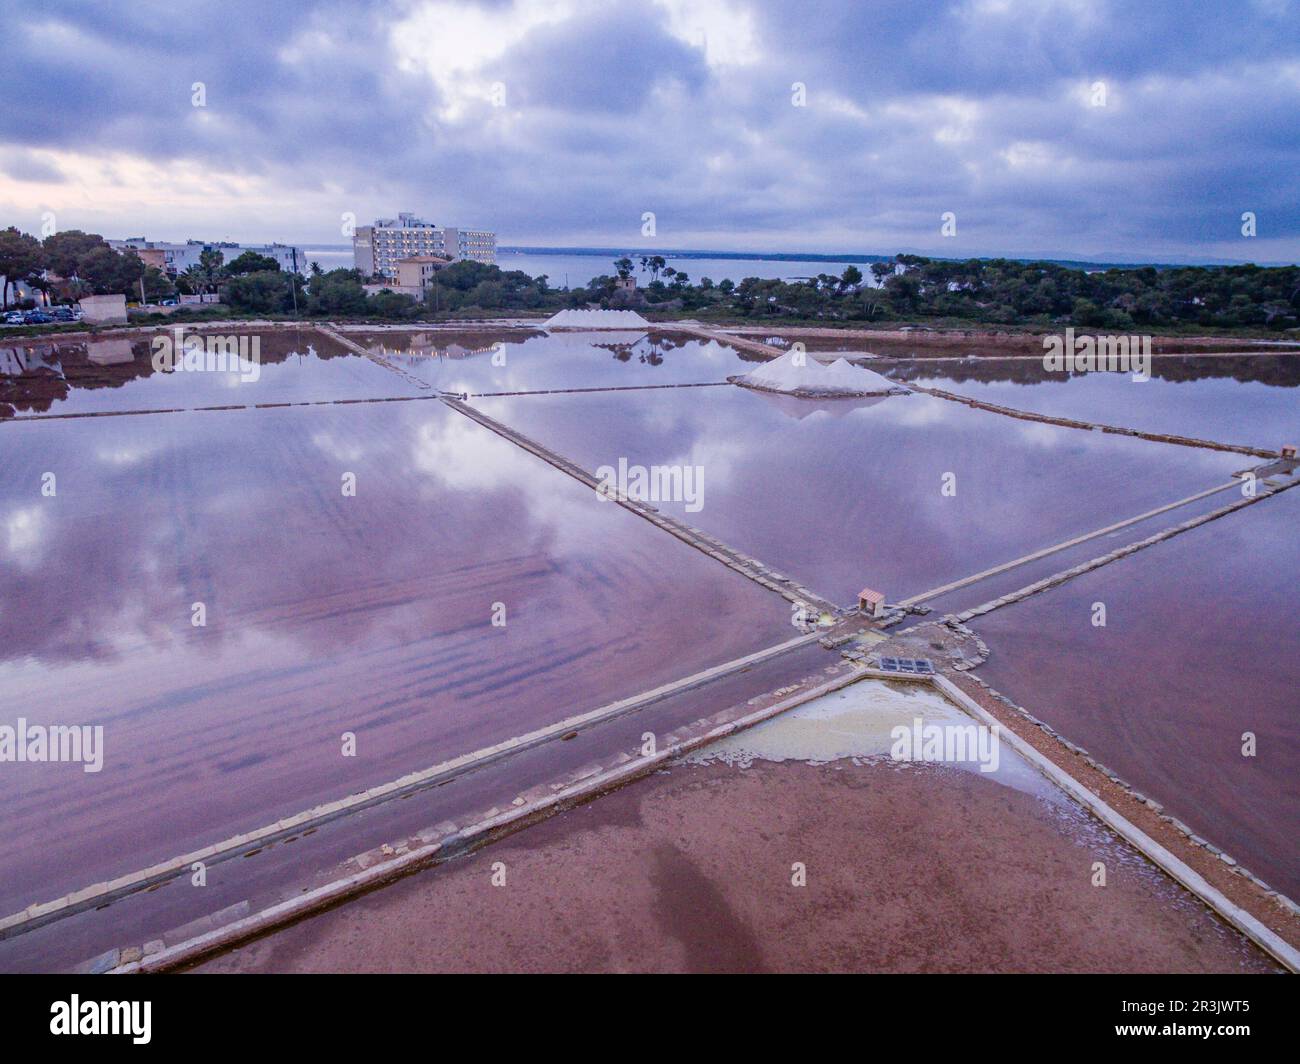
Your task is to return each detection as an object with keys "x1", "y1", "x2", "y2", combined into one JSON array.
[{"x1": 353, "y1": 213, "x2": 496, "y2": 278}]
